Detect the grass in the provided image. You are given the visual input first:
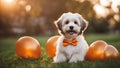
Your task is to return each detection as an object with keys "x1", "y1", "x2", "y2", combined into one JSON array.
[{"x1": 0, "y1": 34, "x2": 120, "y2": 68}]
